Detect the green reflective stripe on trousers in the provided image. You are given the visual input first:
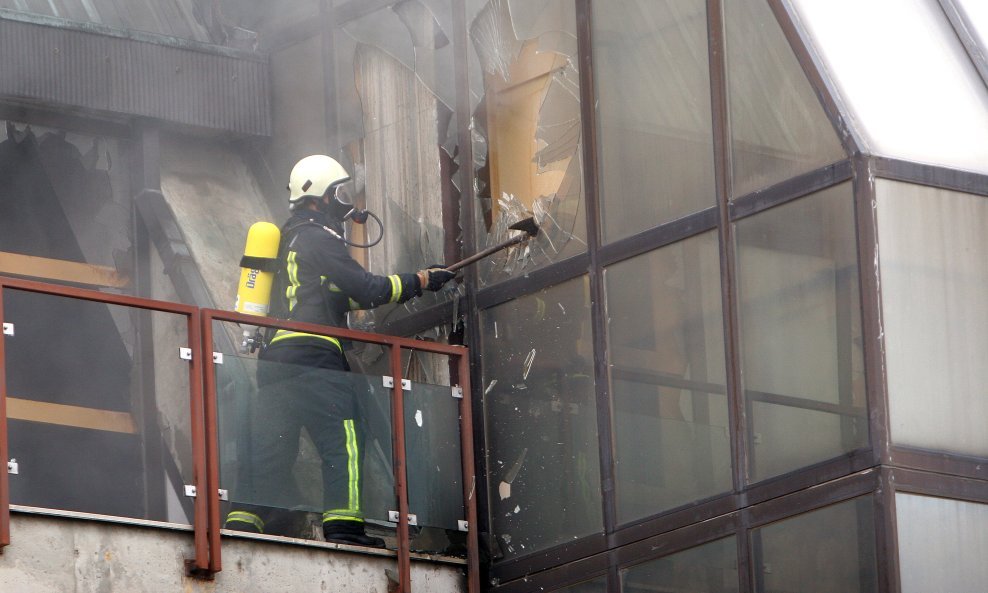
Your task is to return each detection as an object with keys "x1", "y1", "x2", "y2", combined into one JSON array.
[
  {"x1": 226, "y1": 511, "x2": 264, "y2": 532},
  {"x1": 269, "y1": 330, "x2": 342, "y2": 351},
  {"x1": 344, "y1": 418, "x2": 360, "y2": 513},
  {"x1": 388, "y1": 274, "x2": 401, "y2": 303},
  {"x1": 322, "y1": 510, "x2": 363, "y2": 523},
  {"x1": 285, "y1": 251, "x2": 300, "y2": 311}
]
